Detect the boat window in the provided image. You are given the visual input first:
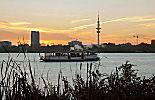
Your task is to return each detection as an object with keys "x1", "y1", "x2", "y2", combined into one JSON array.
[
  {"x1": 56, "y1": 53, "x2": 61, "y2": 56},
  {"x1": 90, "y1": 53, "x2": 95, "y2": 55}
]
